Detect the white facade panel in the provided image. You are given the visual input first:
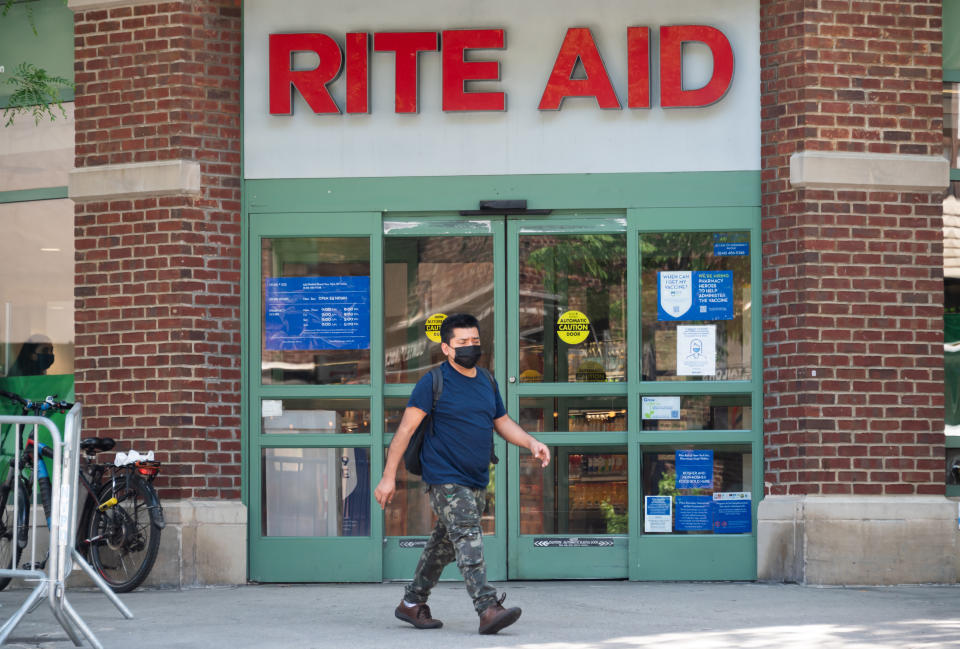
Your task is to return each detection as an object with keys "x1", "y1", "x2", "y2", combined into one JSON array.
[{"x1": 244, "y1": 0, "x2": 760, "y2": 179}]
